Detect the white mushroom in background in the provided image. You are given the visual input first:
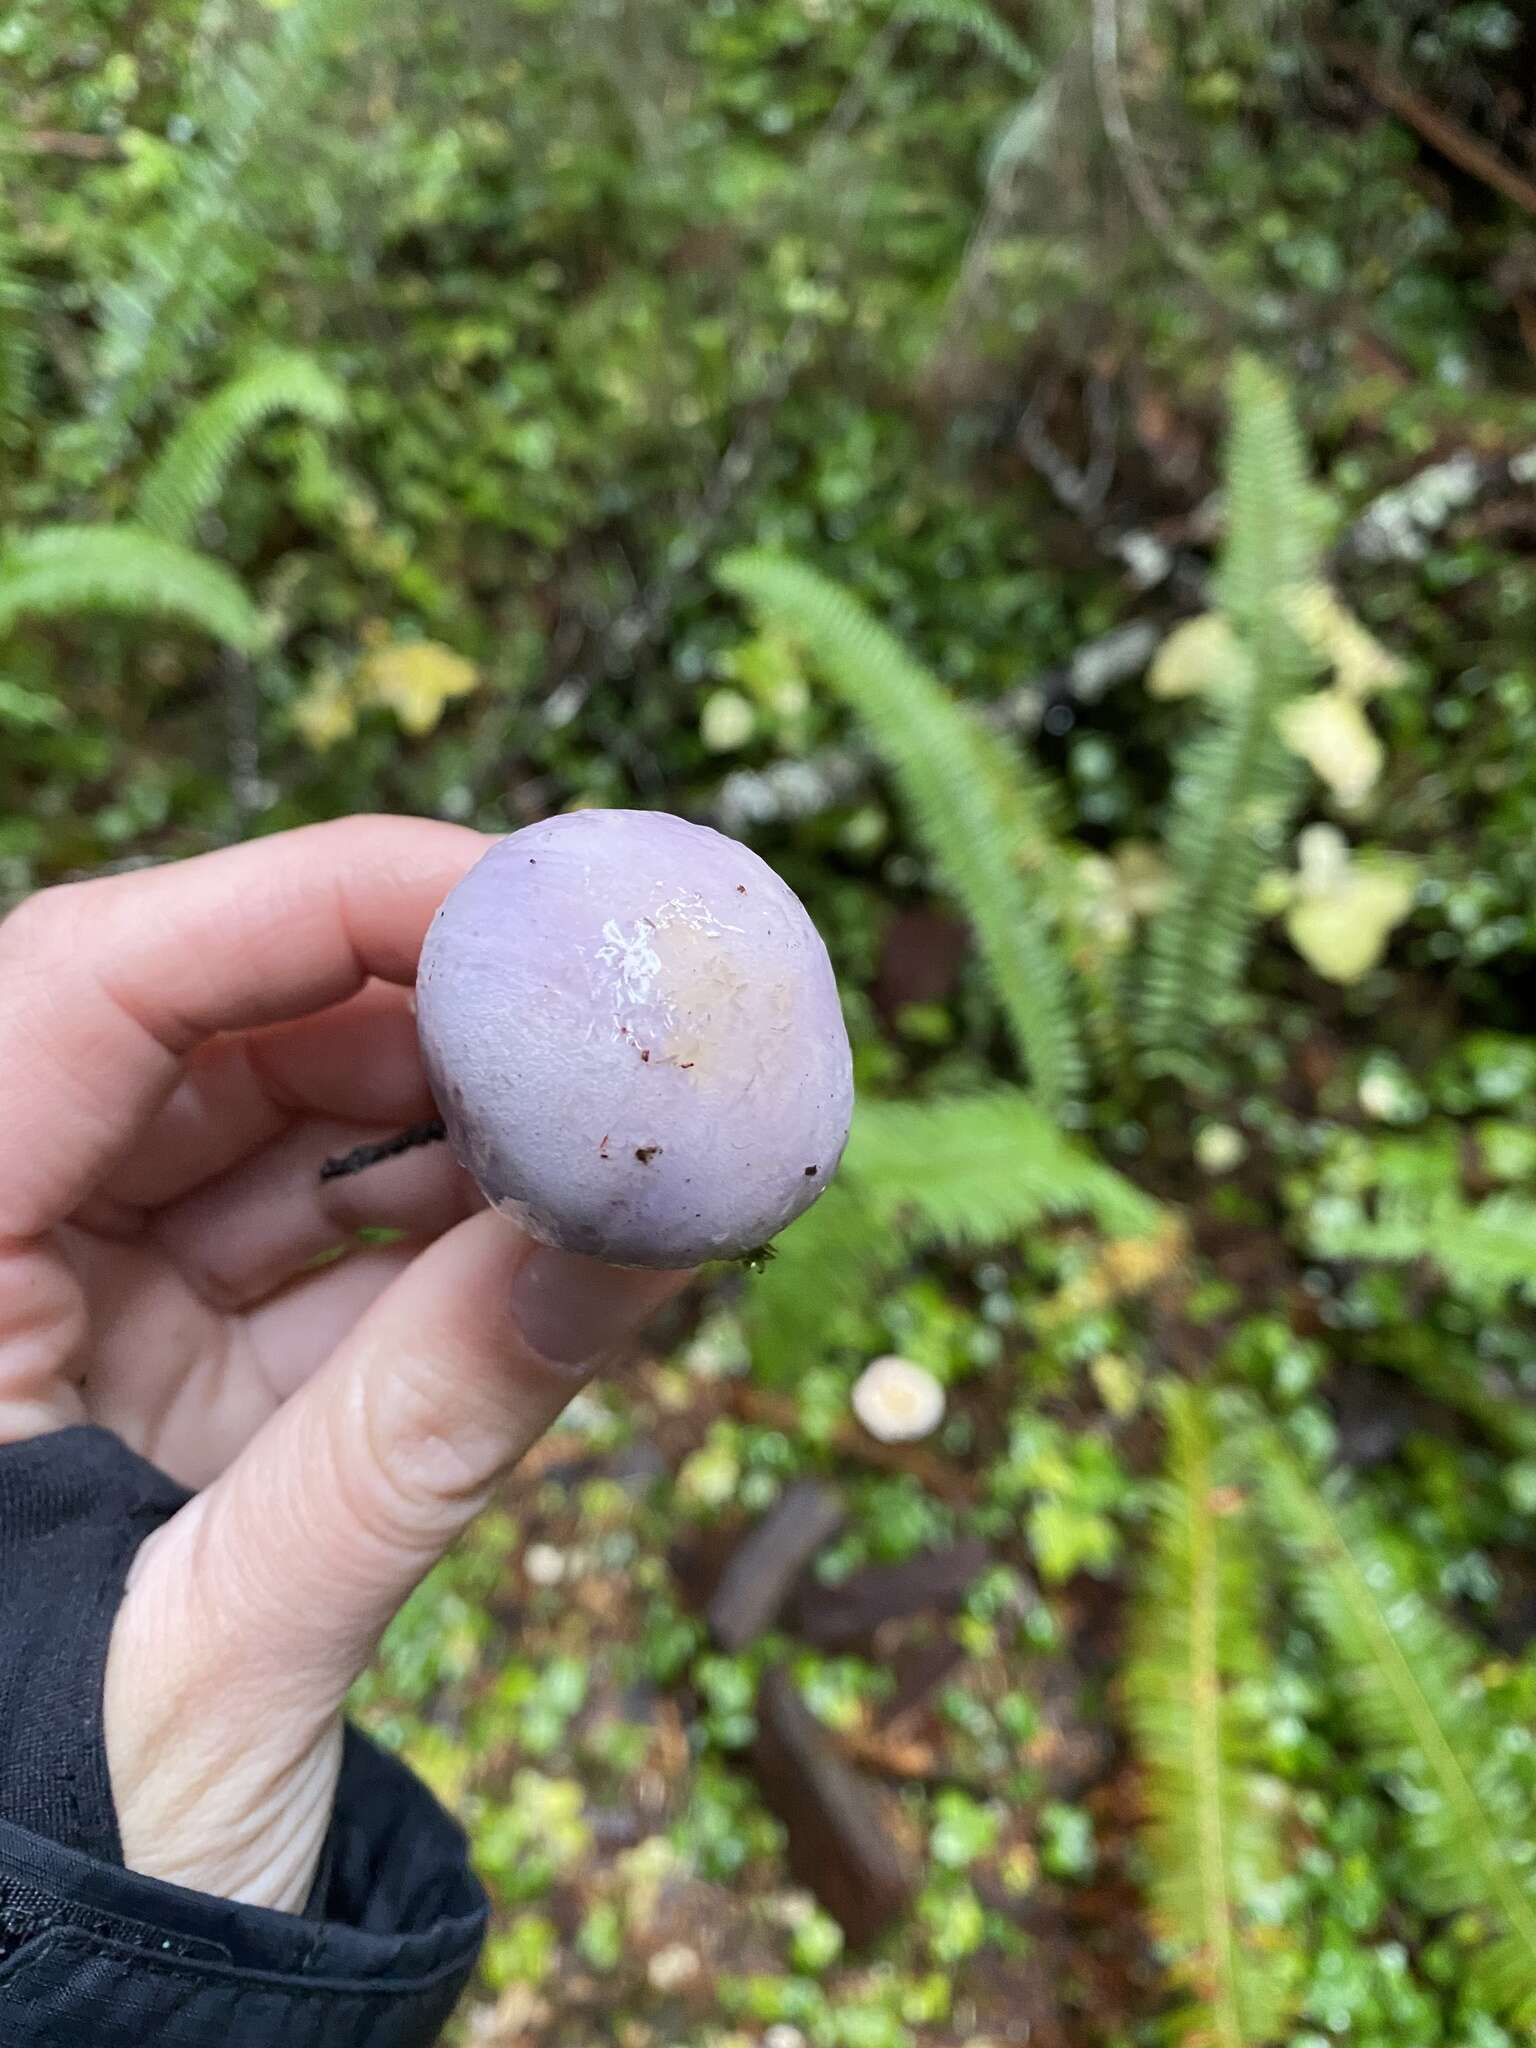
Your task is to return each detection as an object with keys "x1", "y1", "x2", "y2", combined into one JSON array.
[{"x1": 851, "y1": 1355, "x2": 946, "y2": 1444}]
